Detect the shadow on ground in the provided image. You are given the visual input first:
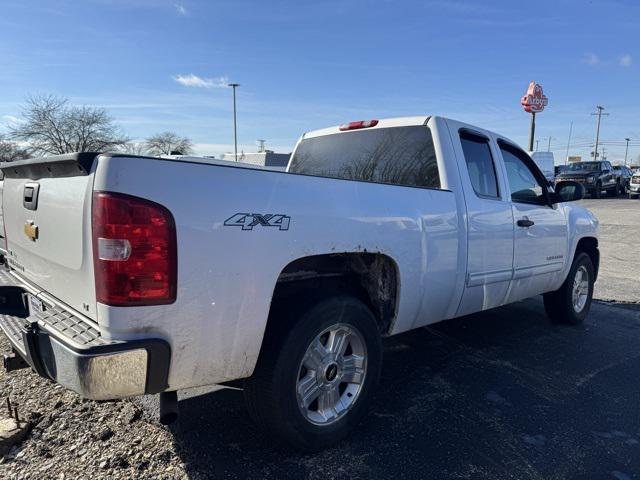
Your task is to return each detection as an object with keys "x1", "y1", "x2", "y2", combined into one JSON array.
[{"x1": 160, "y1": 298, "x2": 640, "y2": 479}]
